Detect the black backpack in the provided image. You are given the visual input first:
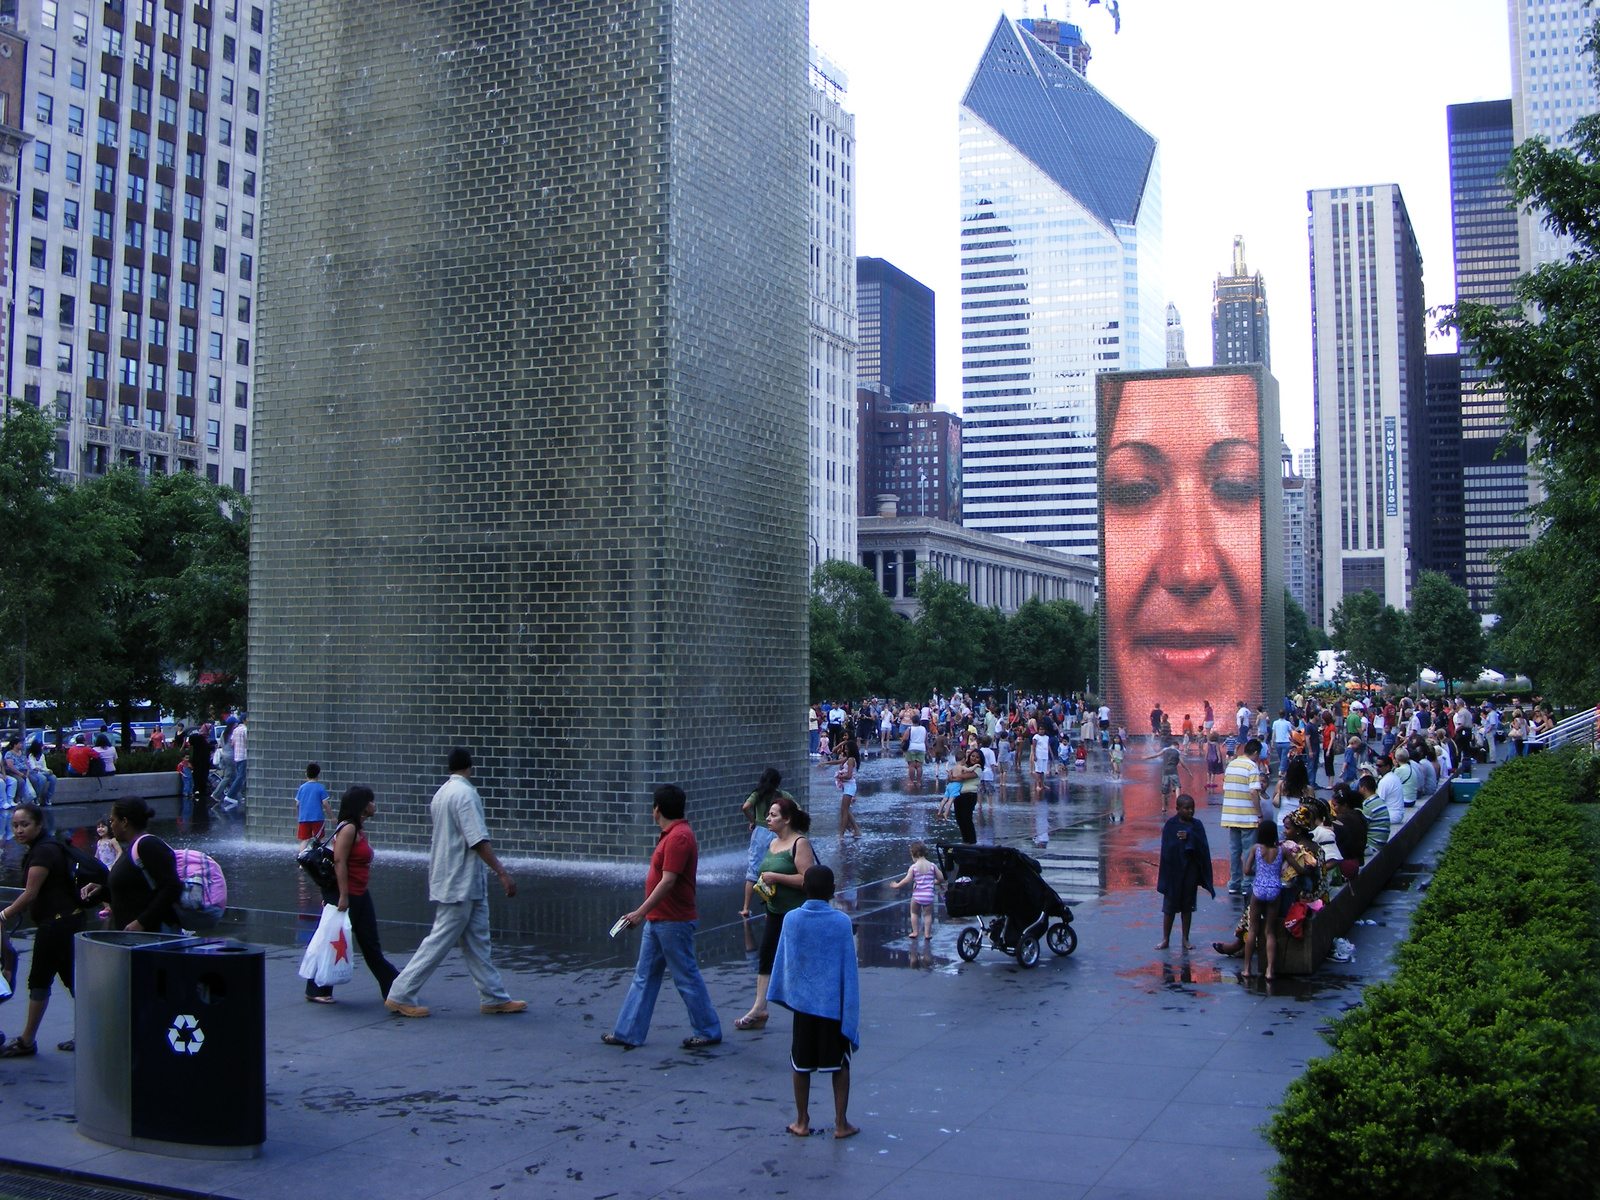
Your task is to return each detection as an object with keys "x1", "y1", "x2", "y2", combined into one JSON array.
[{"x1": 60, "y1": 839, "x2": 110, "y2": 891}]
